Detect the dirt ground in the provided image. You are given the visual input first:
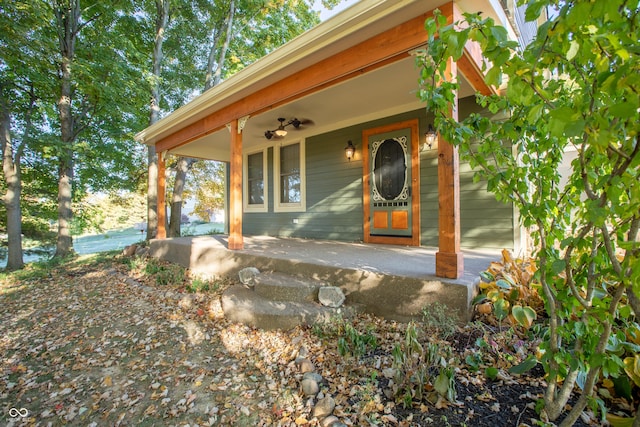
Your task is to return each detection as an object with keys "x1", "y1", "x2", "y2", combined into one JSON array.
[{"x1": 0, "y1": 257, "x2": 621, "y2": 426}]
